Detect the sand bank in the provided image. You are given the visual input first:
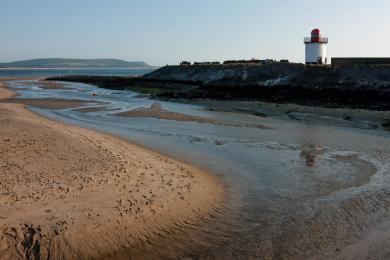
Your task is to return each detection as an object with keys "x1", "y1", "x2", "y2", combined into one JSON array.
[
  {"x1": 0, "y1": 81, "x2": 224, "y2": 259},
  {"x1": 0, "y1": 98, "x2": 99, "y2": 110},
  {"x1": 36, "y1": 80, "x2": 69, "y2": 90},
  {"x1": 72, "y1": 106, "x2": 120, "y2": 113},
  {"x1": 114, "y1": 102, "x2": 267, "y2": 129}
]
